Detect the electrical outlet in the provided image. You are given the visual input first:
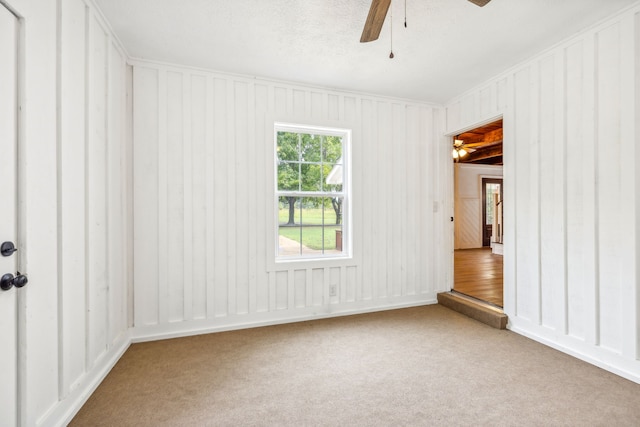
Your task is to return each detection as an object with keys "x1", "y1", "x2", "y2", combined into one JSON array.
[{"x1": 329, "y1": 284, "x2": 337, "y2": 297}]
